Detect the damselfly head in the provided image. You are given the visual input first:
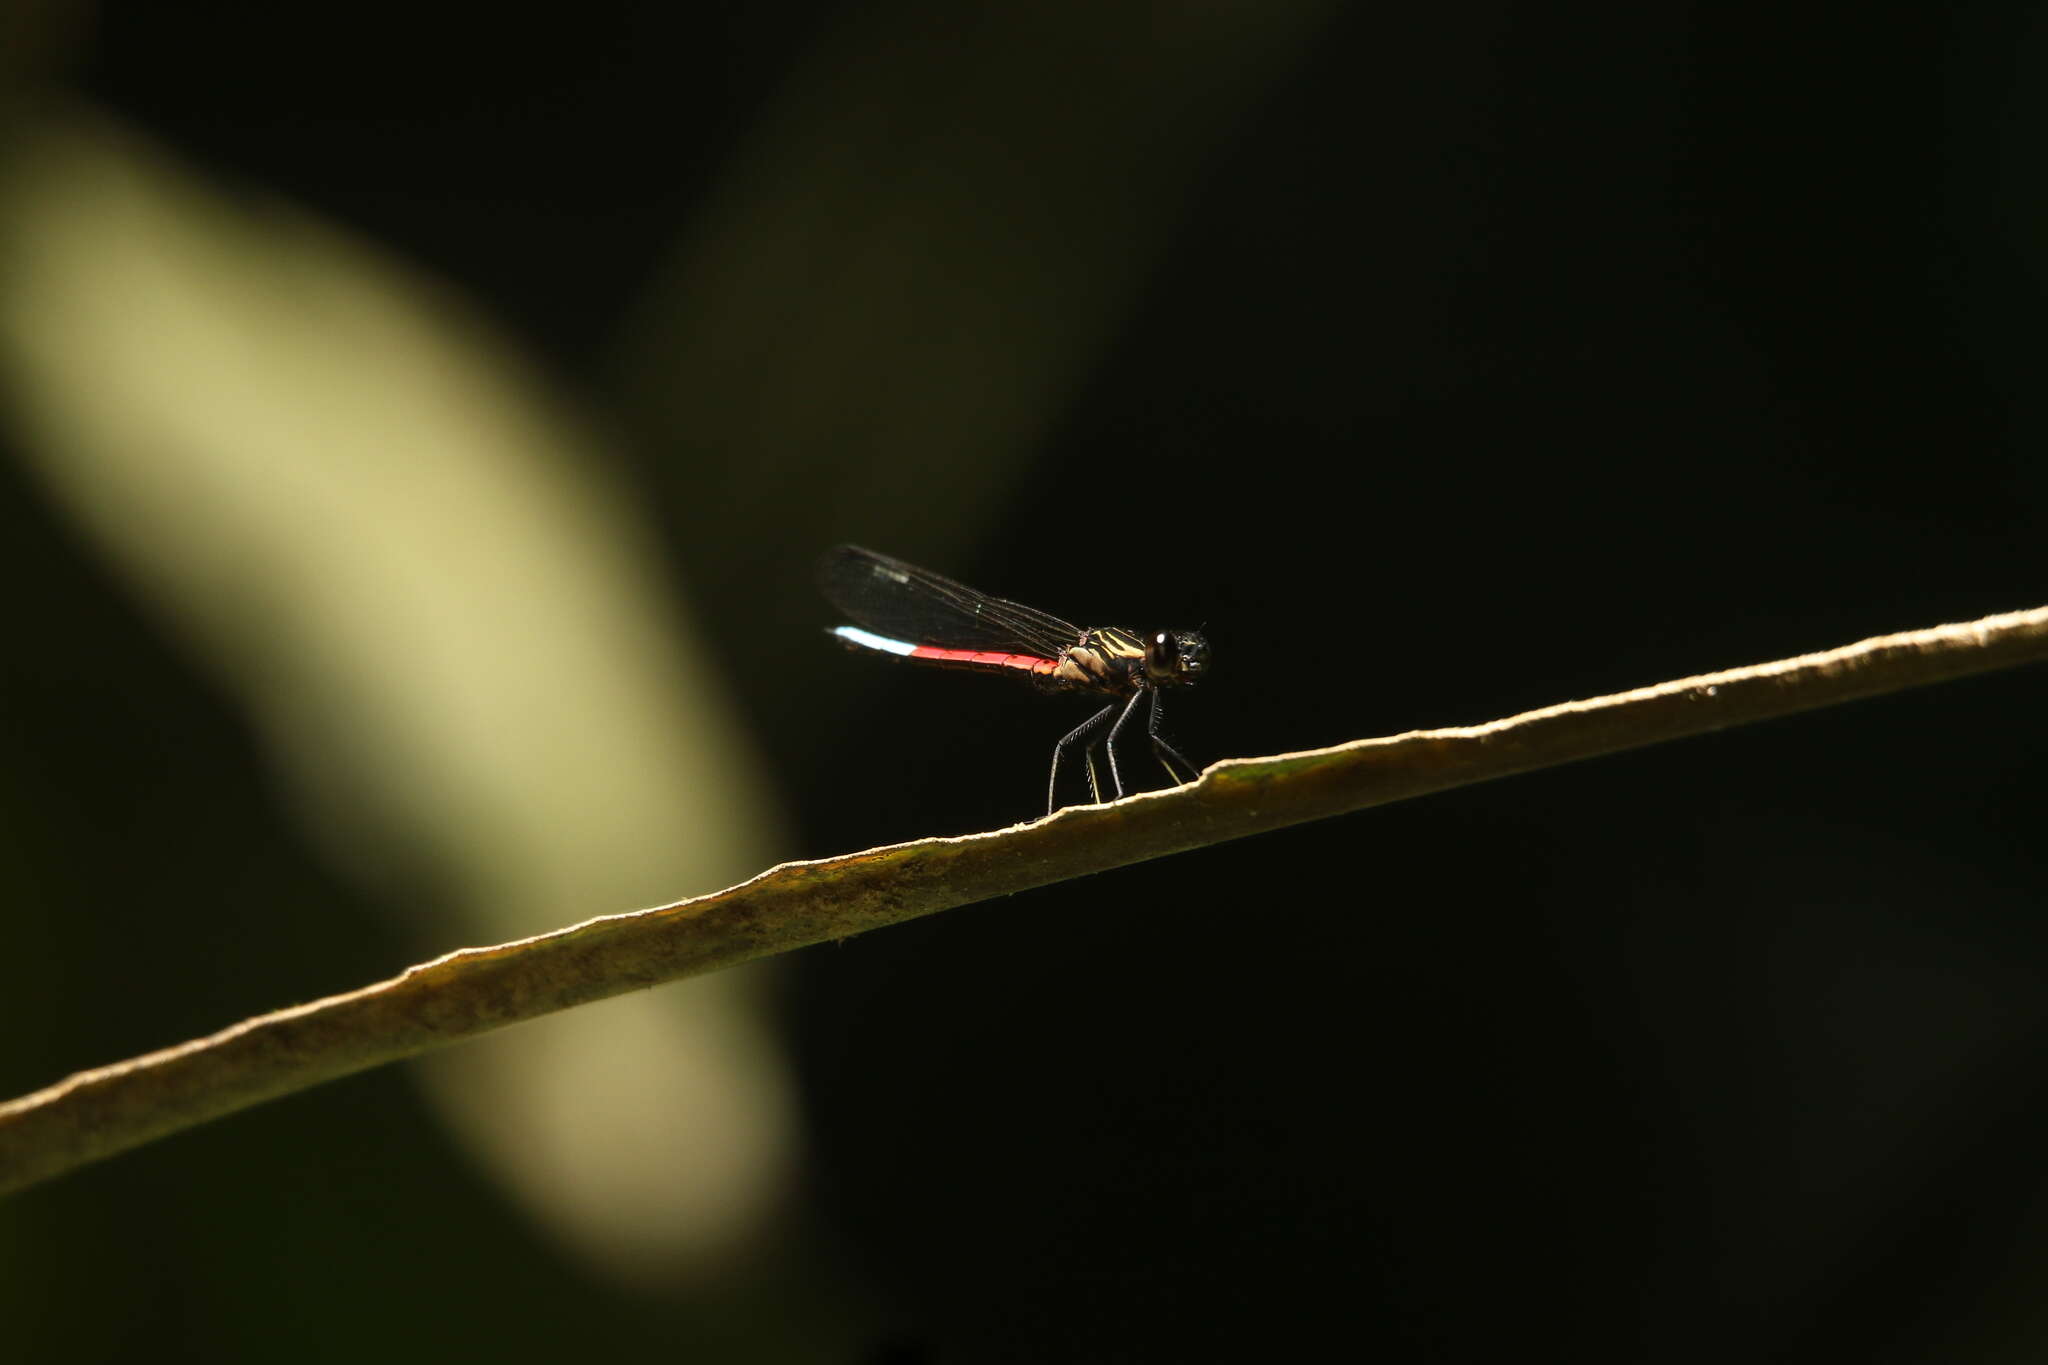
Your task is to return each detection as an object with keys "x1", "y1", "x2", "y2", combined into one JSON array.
[{"x1": 1146, "y1": 629, "x2": 1211, "y2": 686}]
